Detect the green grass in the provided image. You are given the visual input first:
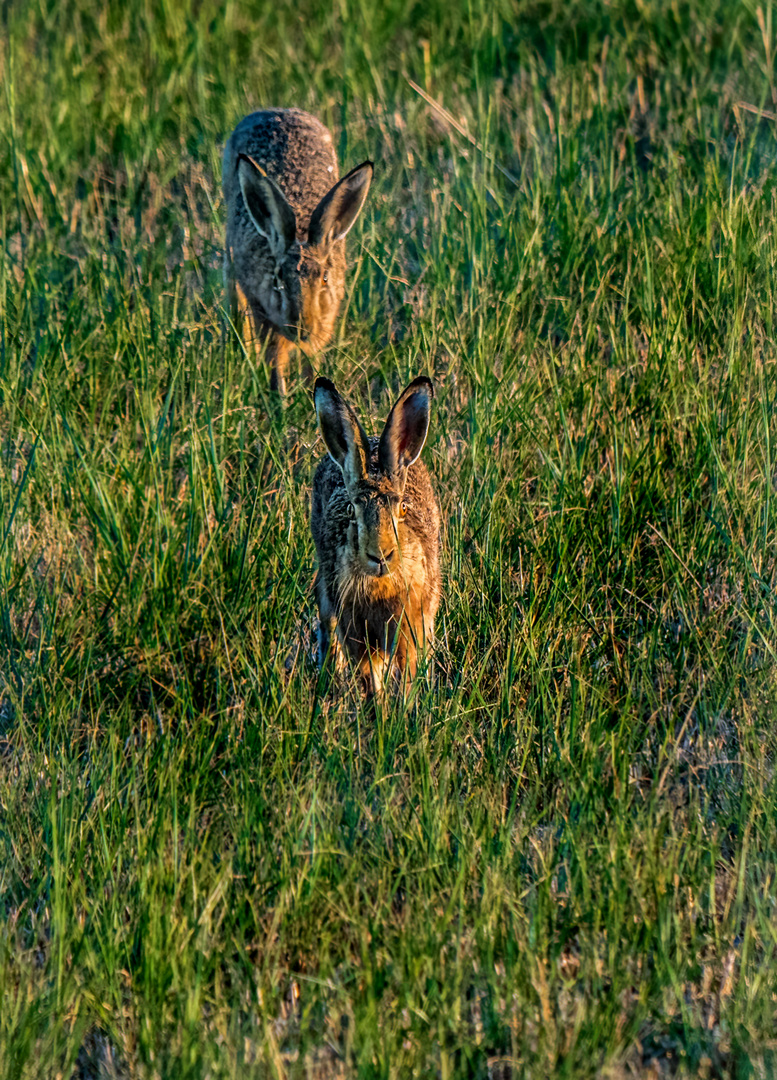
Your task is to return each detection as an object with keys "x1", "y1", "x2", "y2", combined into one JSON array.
[{"x1": 1, "y1": 0, "x2": 777, "y2": 1075}]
